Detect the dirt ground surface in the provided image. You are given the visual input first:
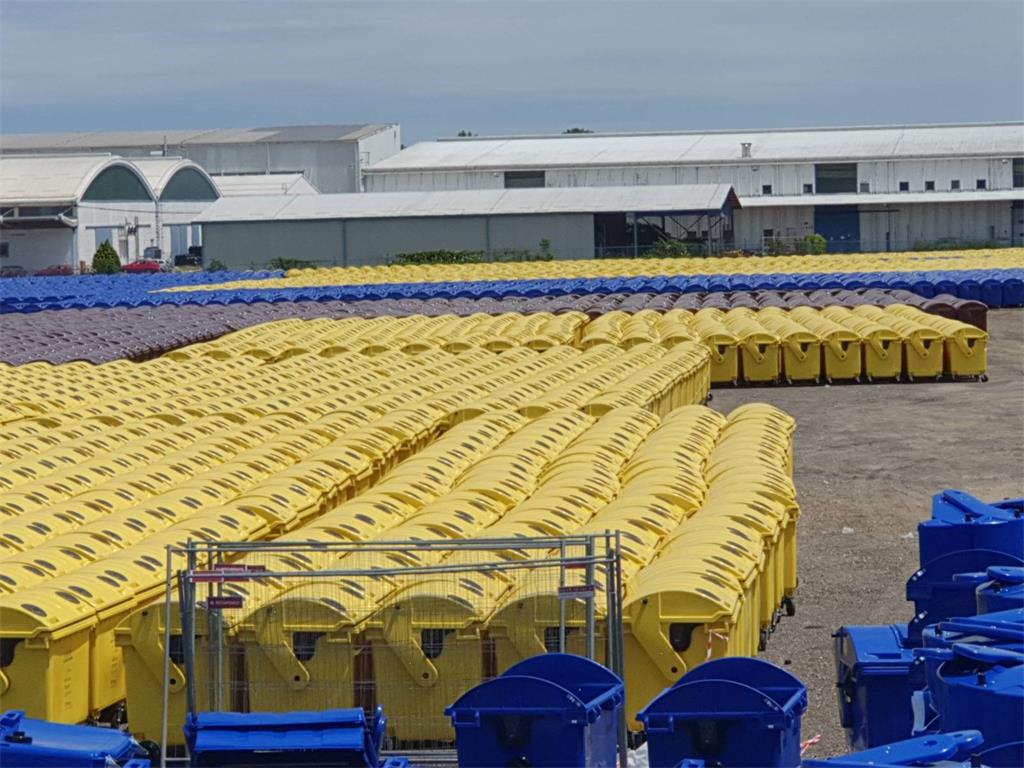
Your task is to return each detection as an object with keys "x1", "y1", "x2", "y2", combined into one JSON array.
[{"x1": 708, "y1": 308, "x2": 1024, "y2": 758}]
